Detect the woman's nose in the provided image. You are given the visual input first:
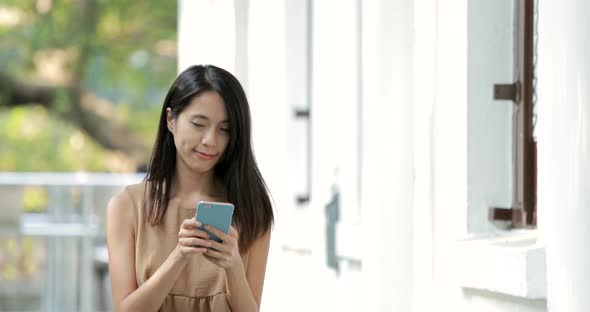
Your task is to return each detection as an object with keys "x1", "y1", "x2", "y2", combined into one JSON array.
[{"x1": 201, "y1": 128, "x2": 217, "y2": 147}]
